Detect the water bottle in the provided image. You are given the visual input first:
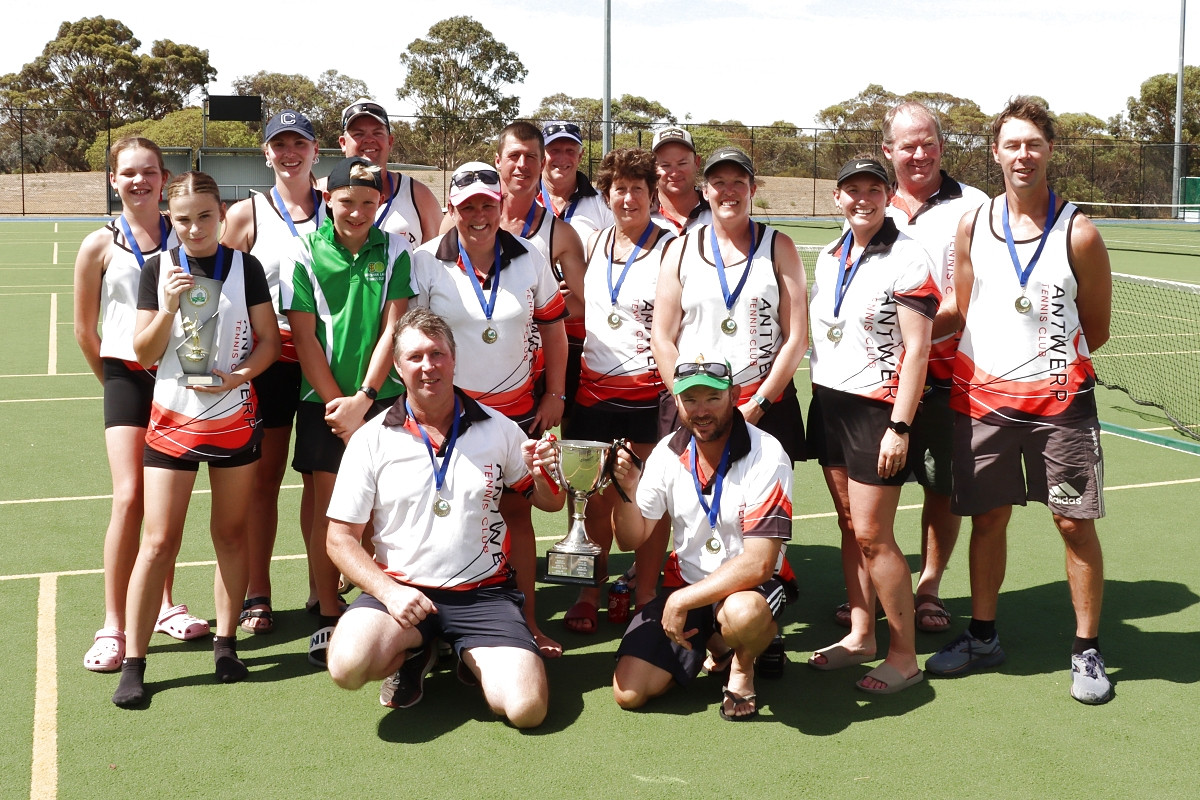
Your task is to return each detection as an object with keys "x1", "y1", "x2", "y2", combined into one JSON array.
[{"x1": 607, "y1": 576, "x2": 631, "y2": 625}]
